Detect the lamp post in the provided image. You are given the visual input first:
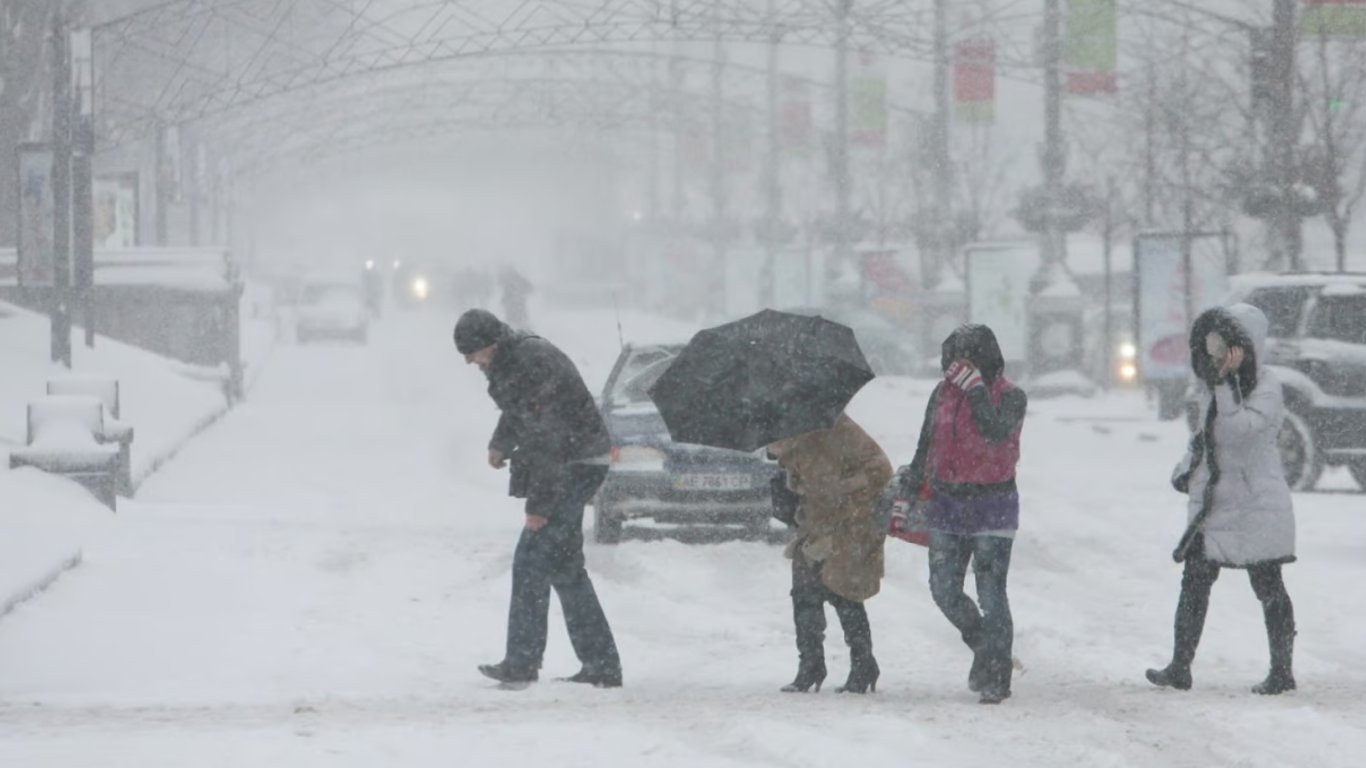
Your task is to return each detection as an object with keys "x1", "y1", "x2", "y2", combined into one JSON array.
[
  {"x1": 50, "y1": 13, "x2": 73, "y2": 367},
  {"x1": 71, "y1": 26, "x2": 96, "y2": 348}
]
